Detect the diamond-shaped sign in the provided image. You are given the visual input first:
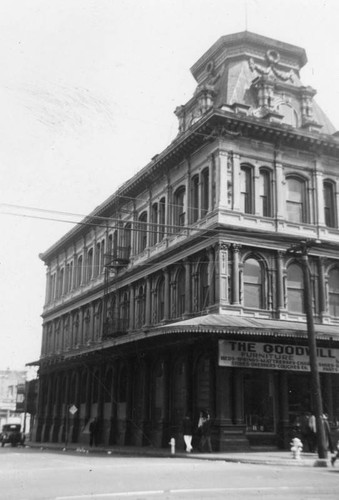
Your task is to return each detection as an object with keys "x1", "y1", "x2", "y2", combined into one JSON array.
[{"x1": 69, "y1": 405, "x2": 78, "y2": 415}]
